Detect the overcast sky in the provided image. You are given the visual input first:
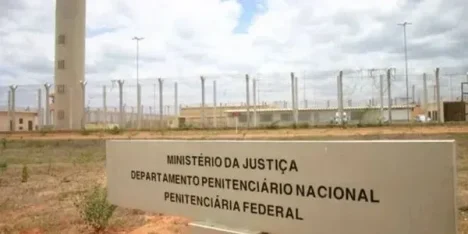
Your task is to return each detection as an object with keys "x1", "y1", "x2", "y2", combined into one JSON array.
[{"x1": 0, "y1": 0, "x2": 467, "y2": 111}]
